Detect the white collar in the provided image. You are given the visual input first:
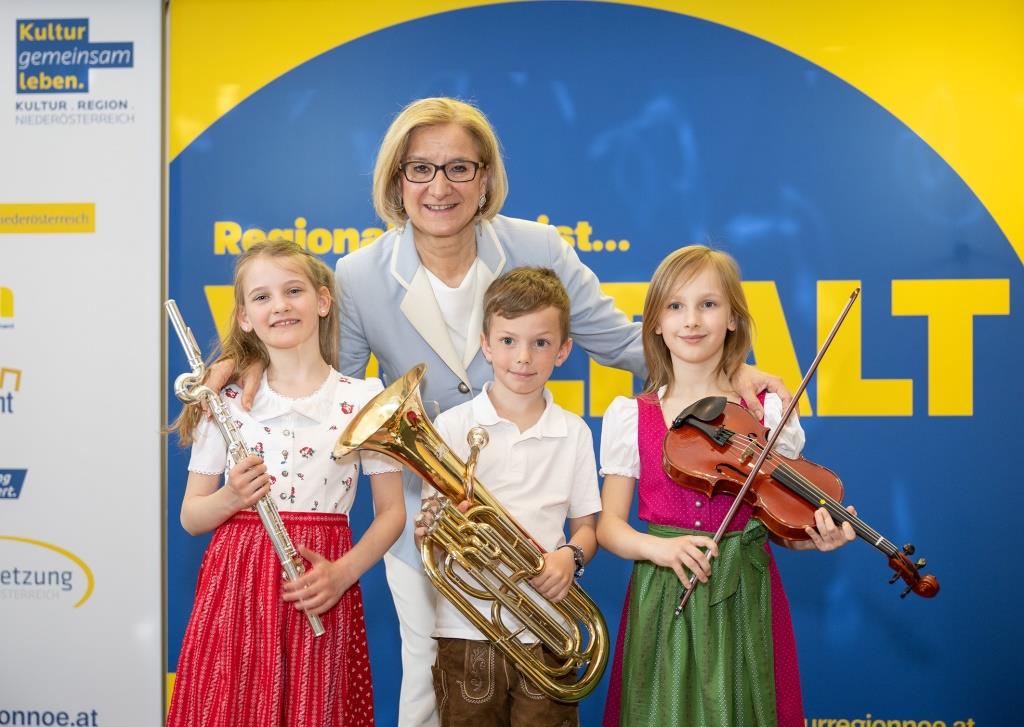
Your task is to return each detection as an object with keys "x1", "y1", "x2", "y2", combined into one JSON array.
[
  {"x1": 244, "y1": 368, "x2": 337, "y2": 424},
  {"x1": 471, "y1": 382, "x2": 567, "y2": 439},
  {"x1": 389, "y1": 218, "x2": 507, "y2": 290}
]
